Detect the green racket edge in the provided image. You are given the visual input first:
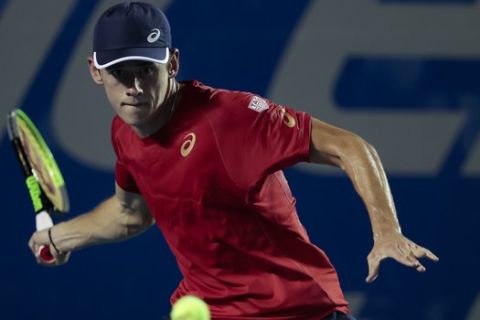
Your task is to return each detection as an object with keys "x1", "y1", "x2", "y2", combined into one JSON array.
[{"x1": 13, "y1": 109, "x2": 69, "y2": 213}]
